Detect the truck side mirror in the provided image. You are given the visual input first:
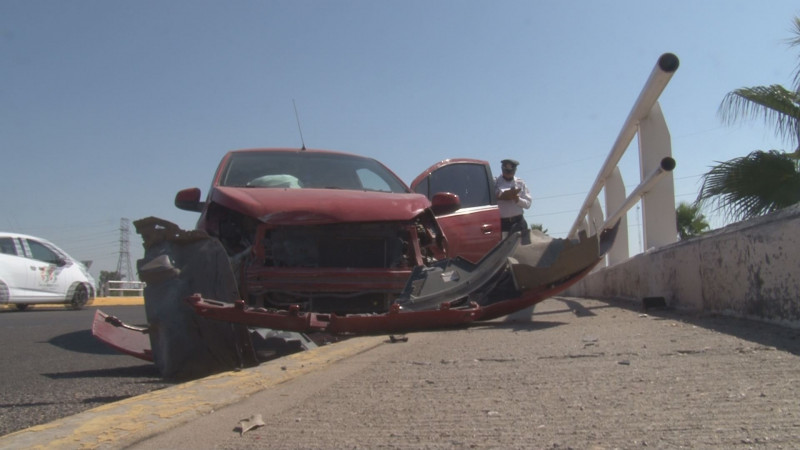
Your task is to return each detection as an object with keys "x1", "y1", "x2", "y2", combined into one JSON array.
[
  {"x1": 431, "y1": 192, "x2": 461, "y2": 216},
  {"x1": 175, "y1": 188, "x2": 205, "y2": 212}
]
